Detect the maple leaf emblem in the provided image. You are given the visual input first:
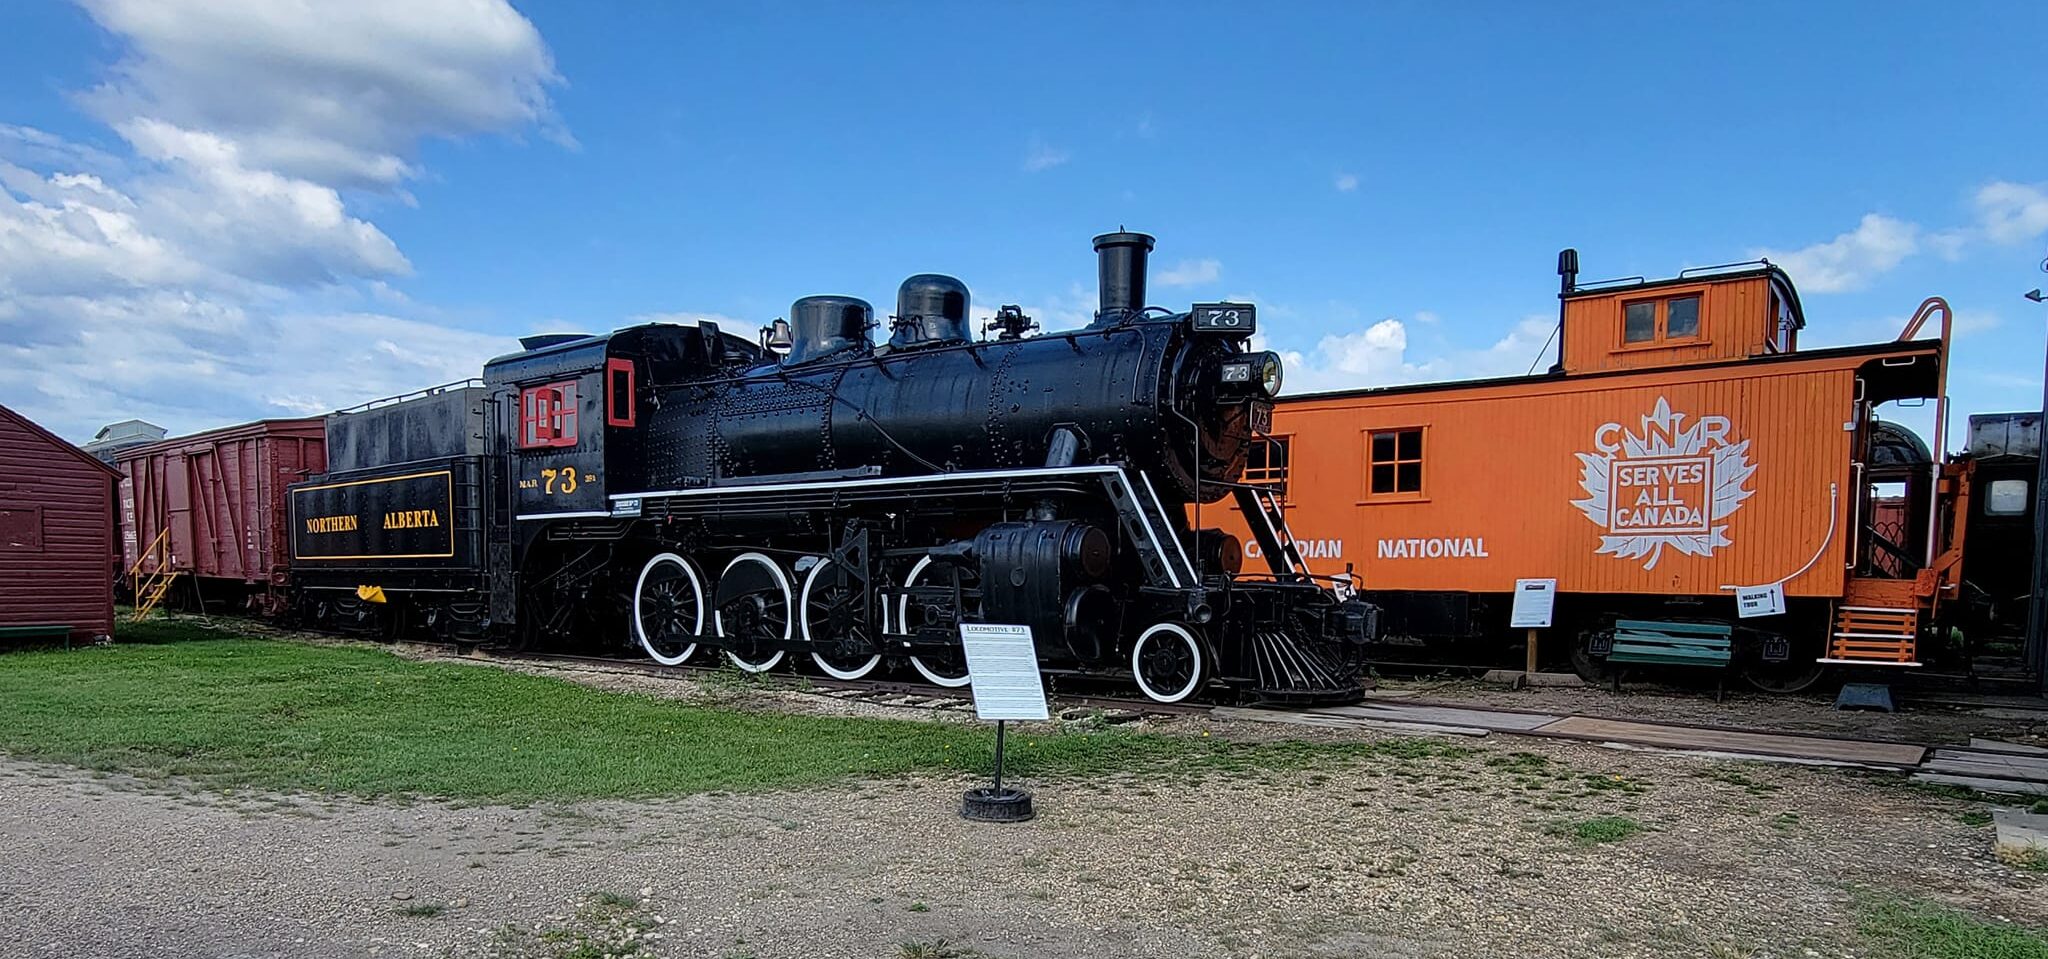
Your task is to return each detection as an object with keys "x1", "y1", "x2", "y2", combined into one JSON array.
[{"x1": 1572, "y1": 397, "x2": 1756, "y2": 569}]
